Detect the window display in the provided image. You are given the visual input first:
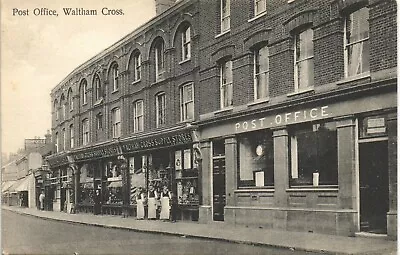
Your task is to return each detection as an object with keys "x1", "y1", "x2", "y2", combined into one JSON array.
[
  {"x1": 104, "y1": 161, "x2": 123, "y2": 204},
  {"x1": 175, "y1": 148, "x2": 199, "y2": 205},
  {"x1": 289, "y1": 121, "x2": 338, "y2": 186},
  {"x1": 237, "y1": 130, "x2": 274, "y2": 187},
  {"x1": 79, "y1": 164, "x2": 94, "y2": 204},
  {"x1": 129, "y1": 156, "x2": 146, "y2": 205}
]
